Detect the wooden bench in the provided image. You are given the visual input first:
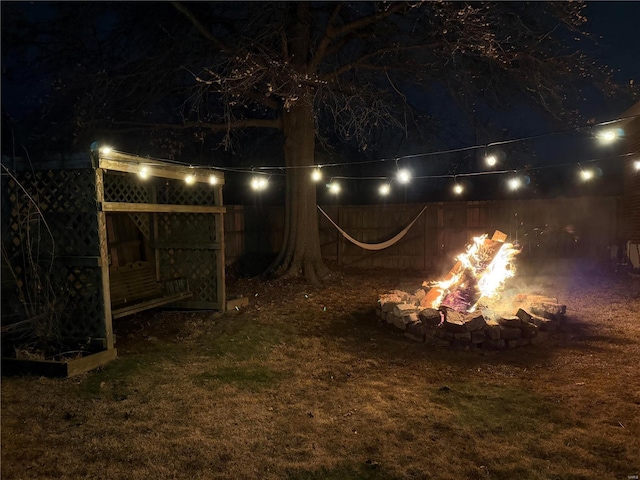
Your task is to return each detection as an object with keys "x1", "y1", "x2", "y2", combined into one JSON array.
[{"x1": 109, "y1": 261, "x2": 193, "y2": 319}]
